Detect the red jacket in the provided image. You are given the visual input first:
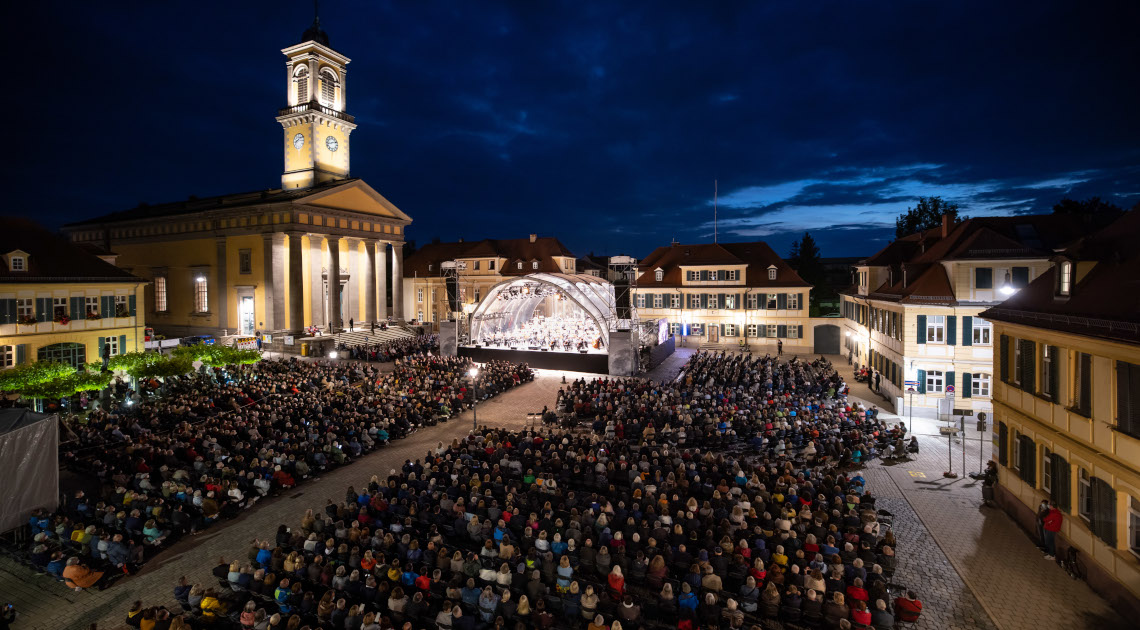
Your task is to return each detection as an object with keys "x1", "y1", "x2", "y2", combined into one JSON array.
[{"x1": 1043, "y1": 508, "x2": 1063, "y2": 532}]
